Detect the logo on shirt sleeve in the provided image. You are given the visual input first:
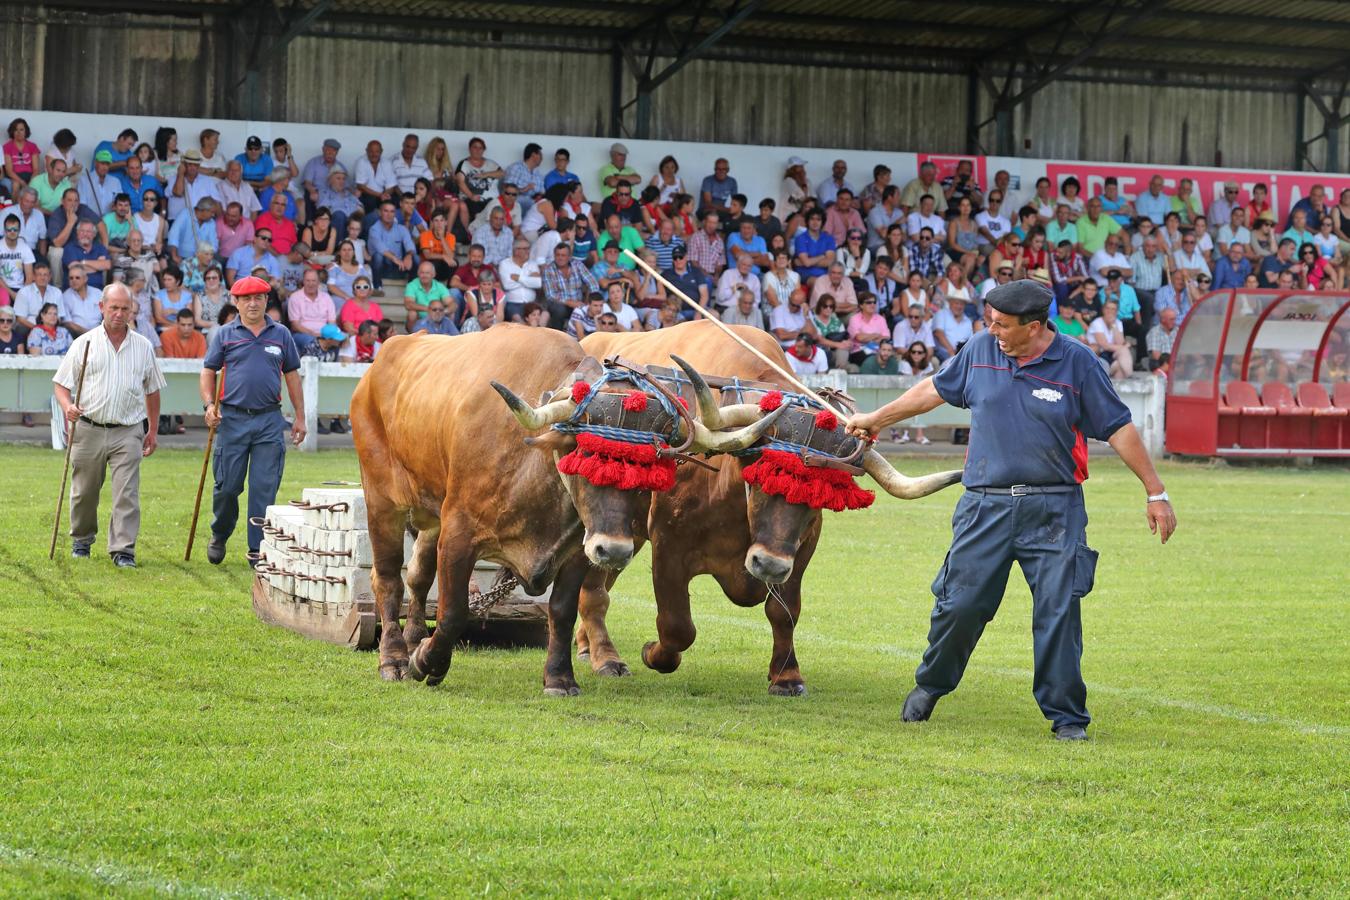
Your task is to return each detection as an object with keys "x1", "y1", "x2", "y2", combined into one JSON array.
[{"x1": 1032, "y1": 387, "x2": 1063, "y2": 403}]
